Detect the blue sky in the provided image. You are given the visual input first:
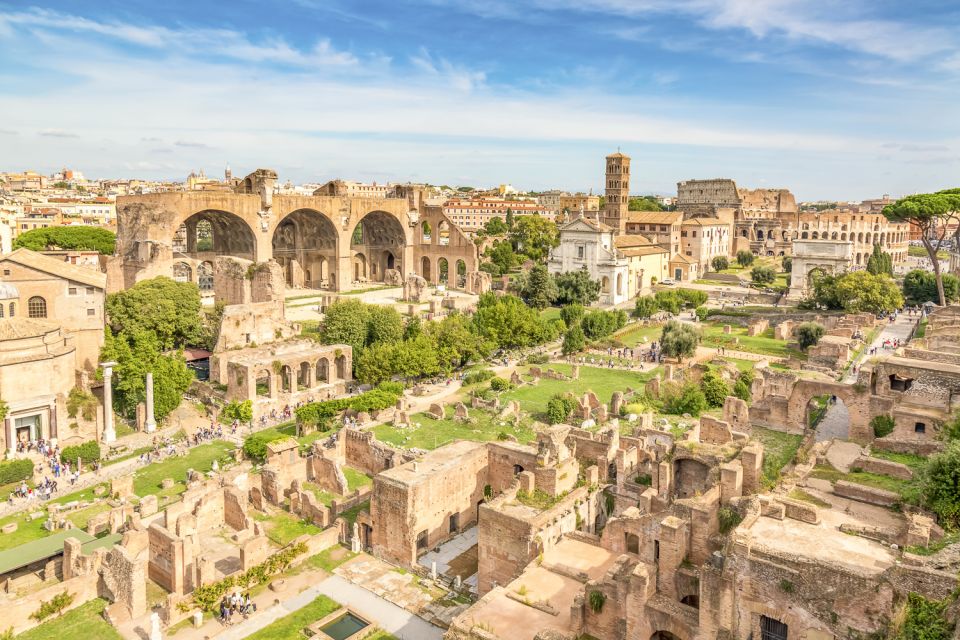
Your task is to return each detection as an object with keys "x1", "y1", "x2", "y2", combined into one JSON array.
[{"x1": 0, "y1": 0, "x2": 958, "y2": 200}]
